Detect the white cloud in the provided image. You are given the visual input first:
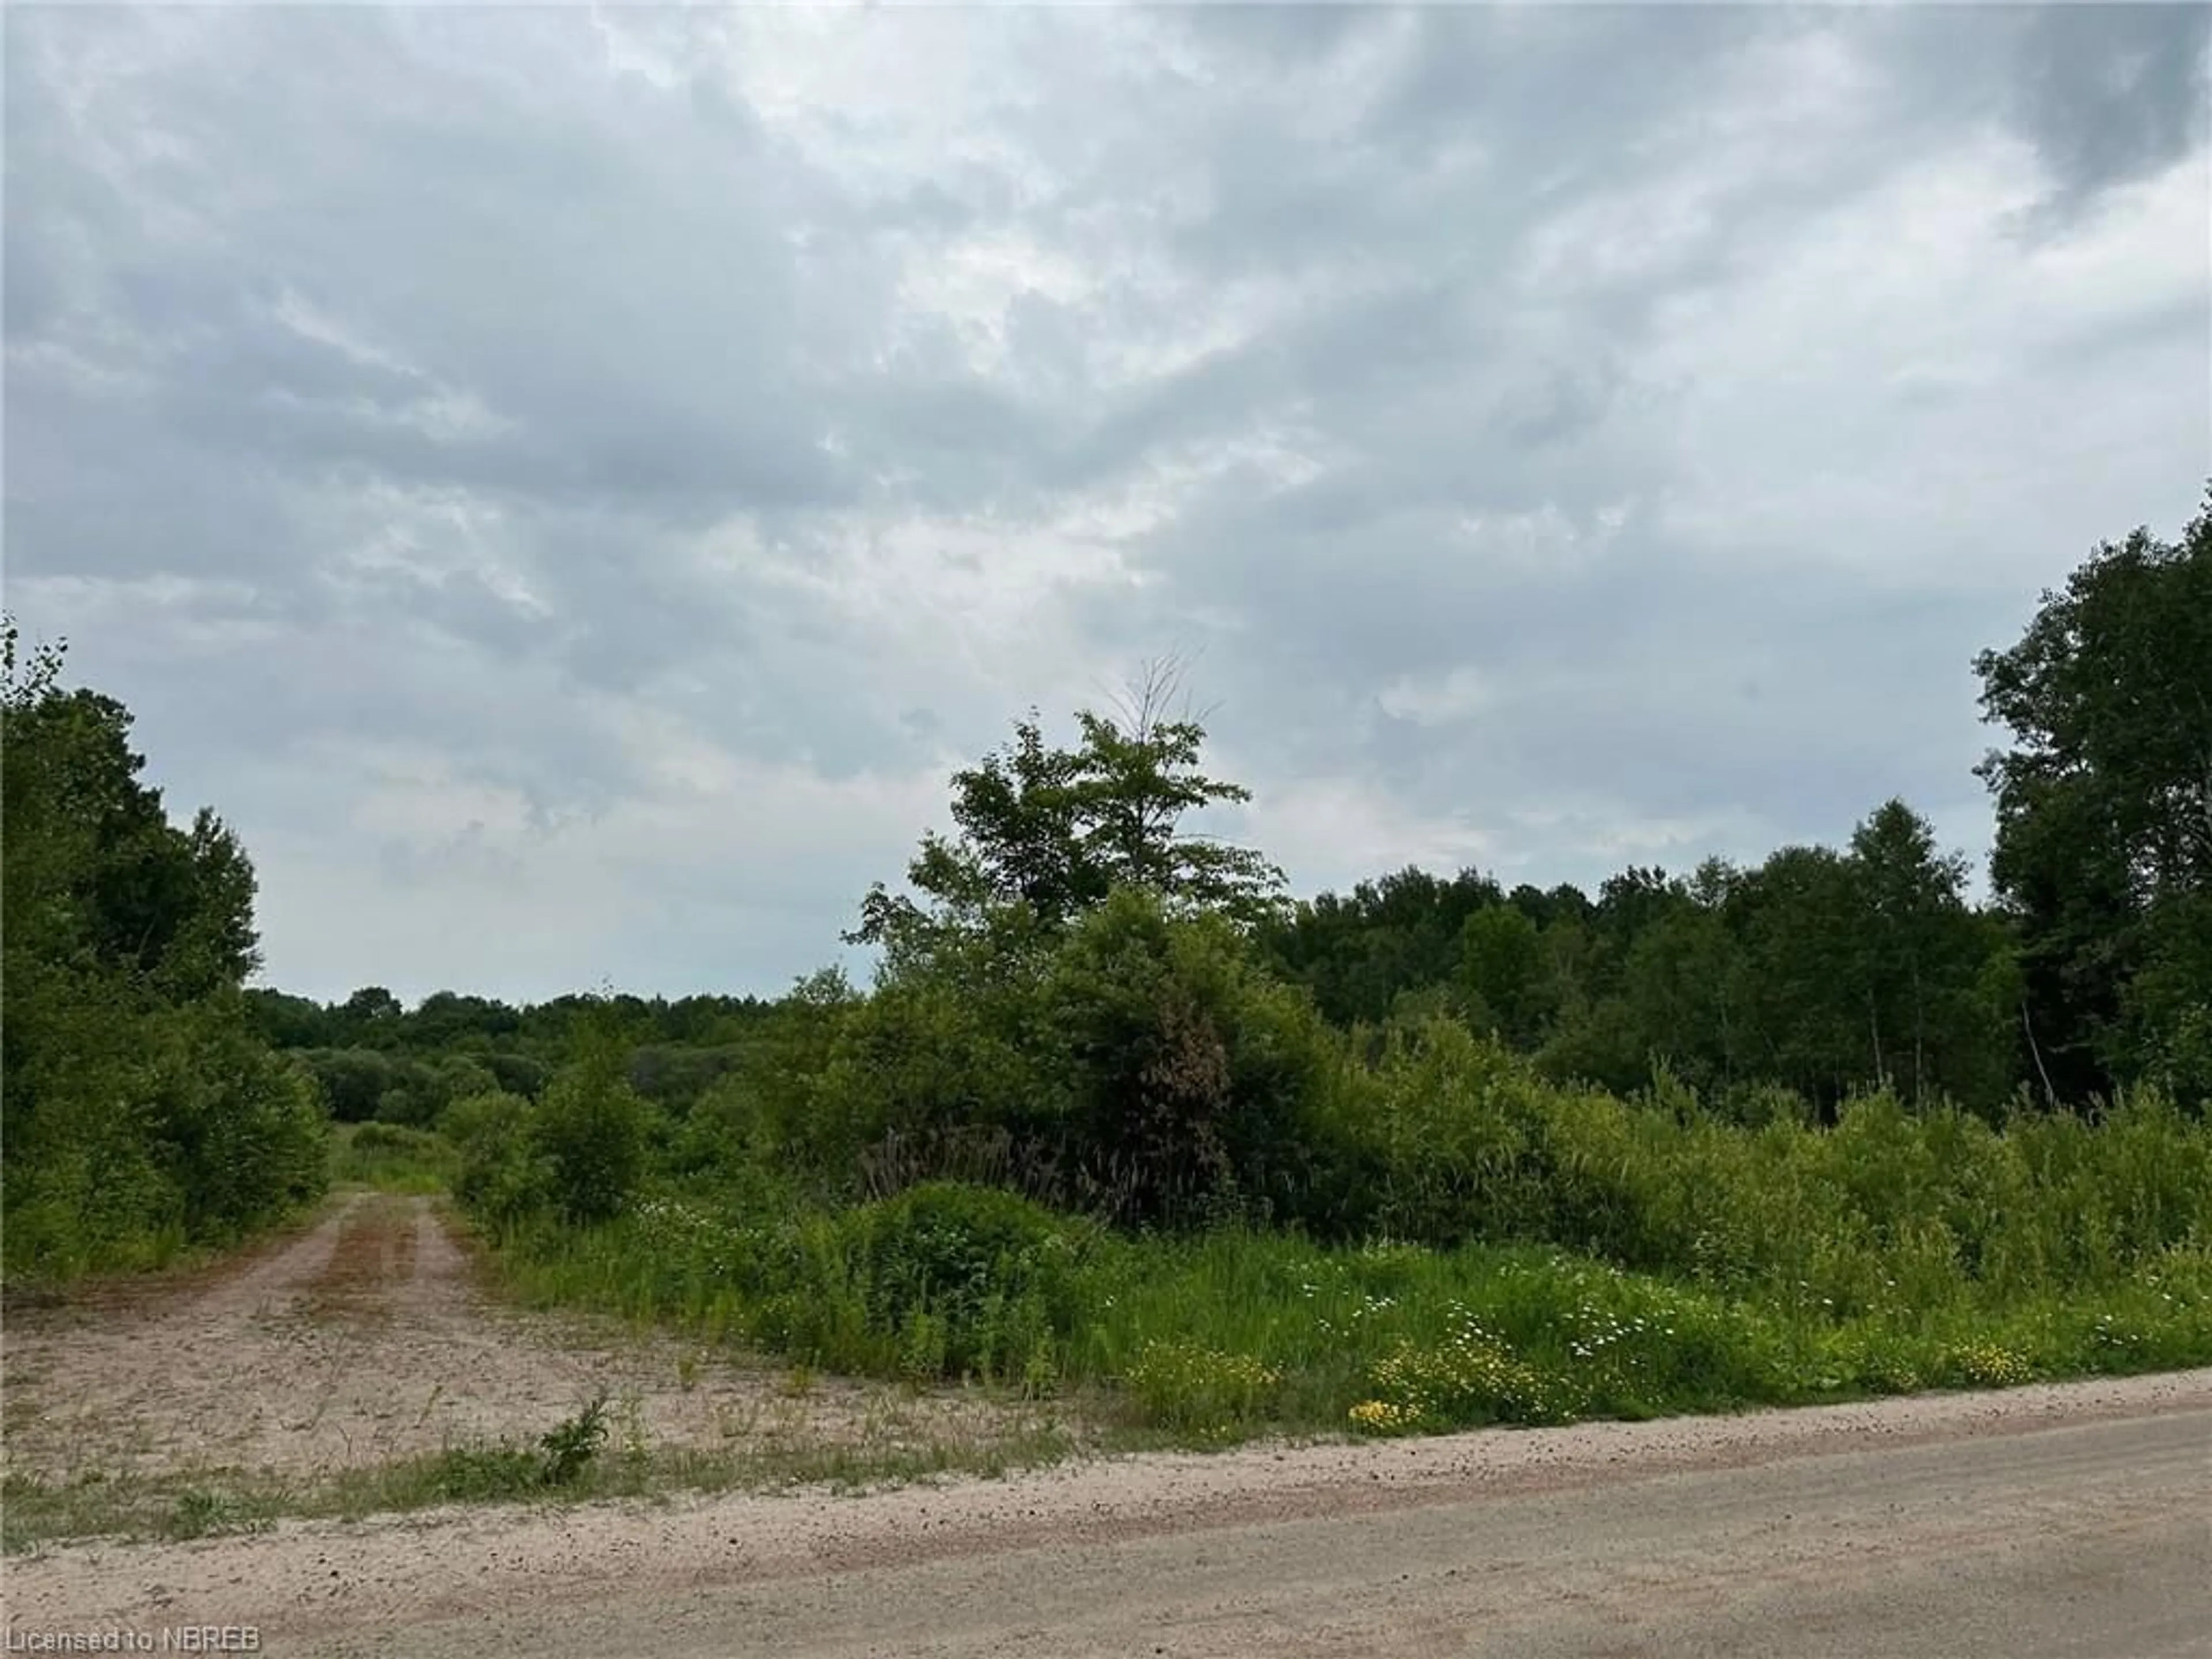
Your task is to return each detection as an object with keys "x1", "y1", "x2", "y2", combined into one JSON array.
[{"x1": 7, "y1": 4, "x2": 2205, "y2": 1001}]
